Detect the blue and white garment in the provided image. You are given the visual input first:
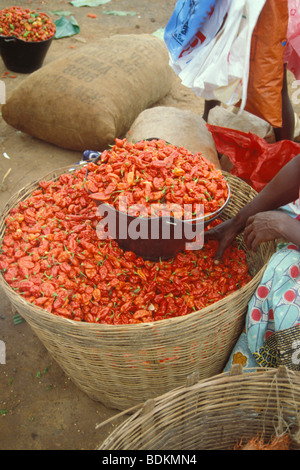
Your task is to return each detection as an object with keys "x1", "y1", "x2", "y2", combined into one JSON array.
[{"x1": 225, "y1": 241, "x2": 300, "y2": 371}]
